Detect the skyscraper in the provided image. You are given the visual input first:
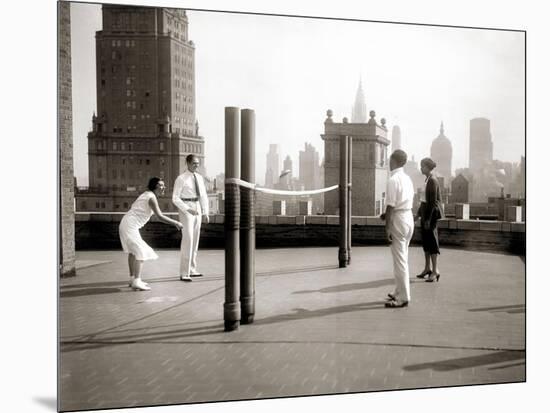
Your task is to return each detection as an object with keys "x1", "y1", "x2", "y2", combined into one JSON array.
[
  {"x1": 469, "y1": 118, "x2": 493, "y2": 171},
  {"x1": 280, "y1": 155, "x2": 293, "y2": 188},
  {"x1": 351, "y1": 77, "x2": 367, "y2": 123},
  {"x1": 265, "y1": 144, "x2": 280, "y2": 188},
  {"x1": 391, "y1": 125, "x2": 402, "y2": 152},
  {"x1": 430, "y1": 122, "x2": 453, "y2": 187},
  {"x1": 299, "y1": 142, "x2": 321, "y2": 190},
  {"x1": 77, "y1": 5, "x2": 203, "y2": 212}
]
